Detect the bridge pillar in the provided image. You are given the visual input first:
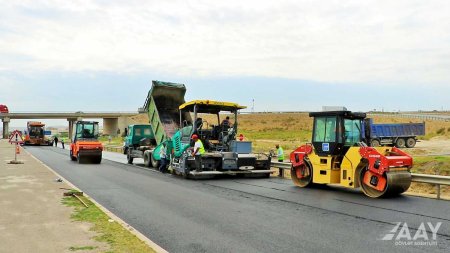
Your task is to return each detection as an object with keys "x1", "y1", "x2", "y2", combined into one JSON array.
[
  {"x1": 2, "y1": 117, "x2": 10, "y2": 139},
  {"x1": 67, "y1": 117, "x2": 82, "y2": 141},
  {"x1": 117, "y1": 116, "x2": 130, "y2": 137},
  {"x1": 103, "y1": 118, "x2": 119, "y2": 137},
  {"x1": 68, "y1": 119, "x2": 74, "y2": 141}
]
